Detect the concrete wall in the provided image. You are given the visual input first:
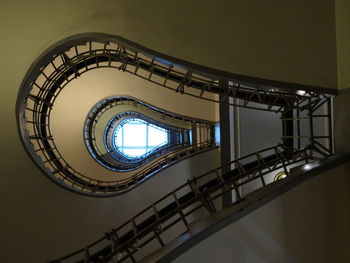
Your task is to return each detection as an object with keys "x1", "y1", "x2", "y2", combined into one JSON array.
[{"x1": 0, "y1": 0, "x2": 344, "y2": 262}]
